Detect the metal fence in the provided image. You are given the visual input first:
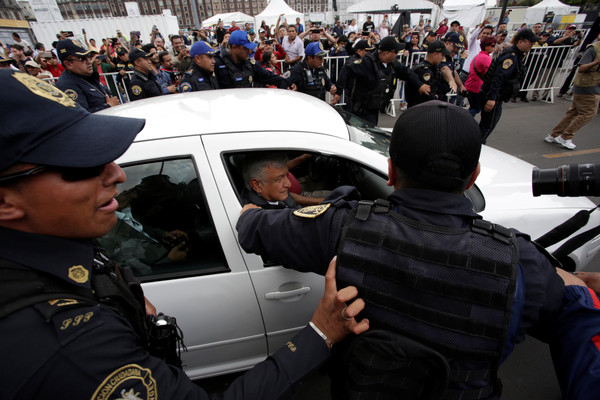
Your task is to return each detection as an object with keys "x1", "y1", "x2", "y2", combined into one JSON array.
[{"x1": 43, "y1": 44, "x2": 578, "y2": 113}]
